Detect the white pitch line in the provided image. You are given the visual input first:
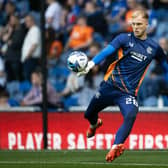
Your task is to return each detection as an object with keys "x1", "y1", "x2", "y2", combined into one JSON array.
[
  {"x1": 0, "y1": 150, "x2": 168, "y2": 154},
  {"x1": 0, "y1": 161, "x2": 168, "y2": 167}
]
